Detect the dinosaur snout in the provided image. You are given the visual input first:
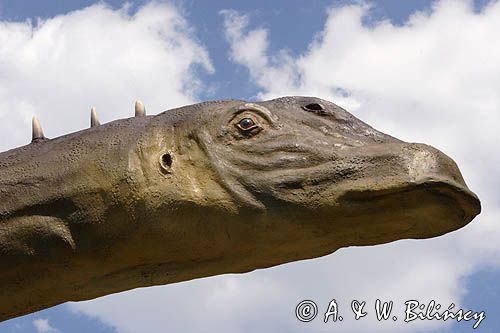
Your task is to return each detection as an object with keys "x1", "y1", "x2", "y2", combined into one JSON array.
[
  {"x1": 405, "y1": 143, "x2": 466, "y2": 186},
  {"x1": 335, "y1": 142, "x2": 481, "y2": 239},
  {"x1": 402, "y1": 143, "x2": 481, "y2": 222}
]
